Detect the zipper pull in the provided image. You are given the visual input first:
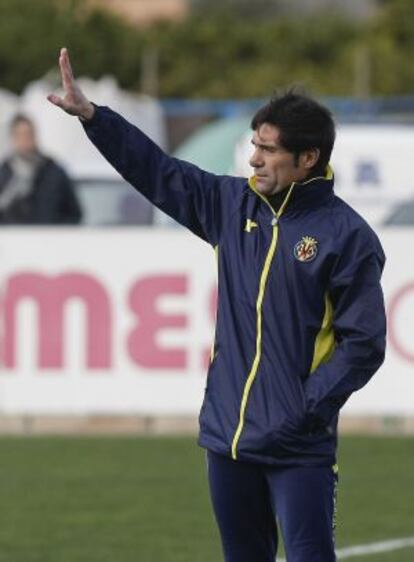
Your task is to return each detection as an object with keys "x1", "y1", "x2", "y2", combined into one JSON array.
[{"x1": 271, "y1": 217, "x2": 278, "y2": 226}]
